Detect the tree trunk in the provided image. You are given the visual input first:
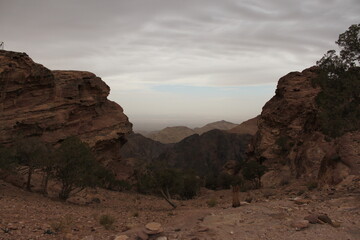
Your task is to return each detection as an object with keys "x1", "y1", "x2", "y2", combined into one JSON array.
[
  {"x1": 42, "y1": 172, "x2": 50, "y2": 195},
  {"x1": 232, "y1": 185, "x2": 240, "y2": 208},
  {"x1": 26, "y1": 167, "x2": 33, "y2": 191},
  {"x1": 160, "y1": 189, "x2": 177, "y2": 209}
]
